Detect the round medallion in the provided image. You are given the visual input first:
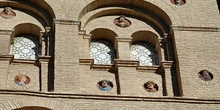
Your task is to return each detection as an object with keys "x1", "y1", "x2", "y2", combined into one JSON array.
[
  {"x1": 198, "y1": 70, "x2": 213, "y2": 81},
  {"x1": 97, "y1": 80, "x2": 113, "y2": 91},
  {"x1": 113, "y1": 15, "x2": 131, "y2": 28},
  {"x1": 0, "y1": 7, "x2": 16, "y2": 19},
  {"x1": 14, "y1": 74, "x2": 30, "y2": 86},
  {"x1": 144, "y1": 81, "x2": 158, "y2": 92}
]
